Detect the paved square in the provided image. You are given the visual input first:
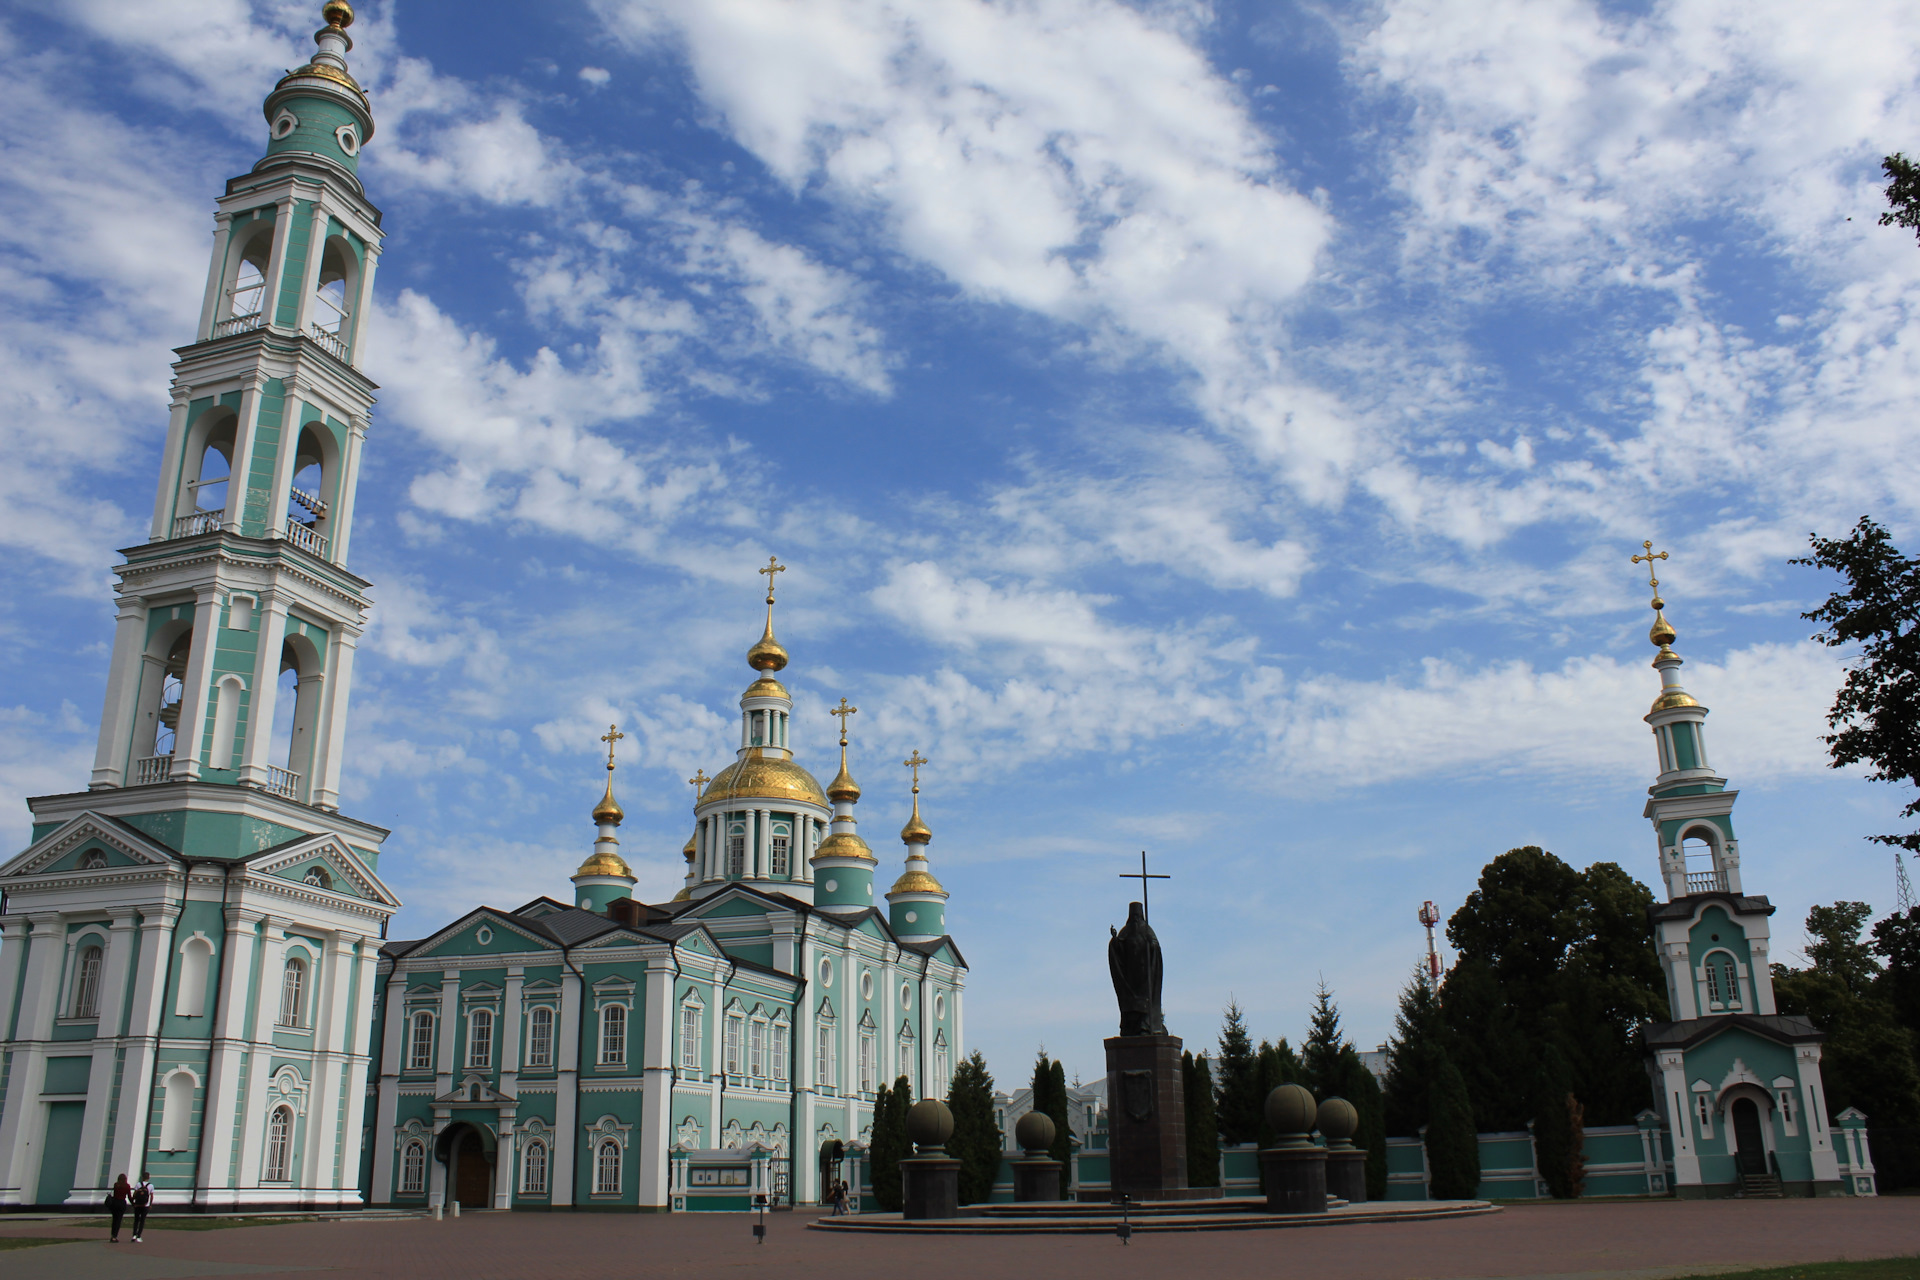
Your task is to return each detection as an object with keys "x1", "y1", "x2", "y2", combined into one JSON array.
[{"x1": 1, "y1": 1199, "x2": 1916, "y2": 1280}]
